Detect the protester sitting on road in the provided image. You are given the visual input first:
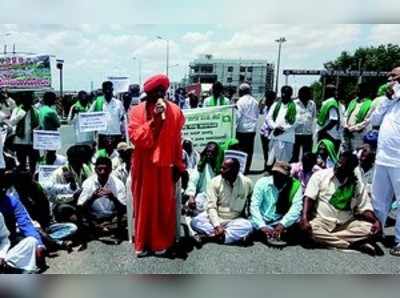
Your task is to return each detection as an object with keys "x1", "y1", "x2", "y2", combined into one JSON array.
[
  {"x1": 183, "y1": 139, "x2": 200, "y2": 170},
  {"x1": 313, "y1": 139, "x2": 338, "y2": 169},
  {"x1": 290, "y1": 152, "x2": 321, "y2": 192},
  {"x1": 267, "y1": 85, "x2": 297, "y2": 165},
  {"x1": 355, "y1": 144, "x2": 375, "y2": 196},
  {"x1": 191, "y1": 158, "x2": 253, "y2": 245},
  {"x1": 184, "y1": 142, "x2": 224, "y2": 216},
  {"x1": 0, "y1": 172, "x2": 46, "y2": 271},
  {"x1": 11, "y1": 169, "x2": 52, "y2": 230},
  {"x1": 94, "y1": 135, "x2": 120, "y2": 170},
  {"x1": 250, "y1": 161, "x2": 303, "y2": 247},
  {"x1": 43, "y1": 145, "x2": 92, "y2": 223},
  {"x1": 300, "y1": 151, "x2": 382, "y2": 256},
  {"x1": 89, "y1": 81, "x2": 125, "y2": 150},
  {"x1": 77, "y1": 157, "x2": 126, "y2": 238},
  {"x1": 0, "y1": 212, "x2": 40, "y2": 273},
  {"x1": 203, "y1": 81, "x2": 231, "y2": 107},
  {"x1": 9, "y1": 91, "x2": 40, "y2": 174},
  {"x1": 113, "y1": 142, "x2": 133, "y2": 185}
]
